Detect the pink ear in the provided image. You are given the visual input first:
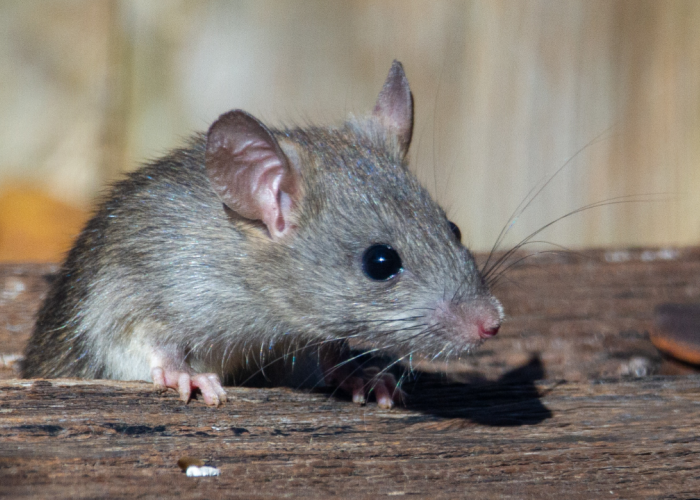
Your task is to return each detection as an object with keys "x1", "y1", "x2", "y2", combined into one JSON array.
[
  {"x1": 205, "y1": 110, "x2": 300, "y2": 240},
  {"x1": 373, "y1": 60, "x2": 414, "y2": 155}
]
